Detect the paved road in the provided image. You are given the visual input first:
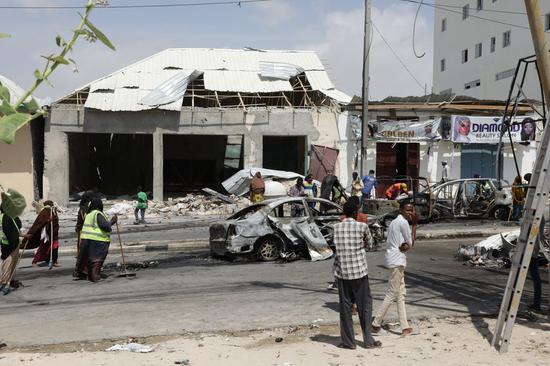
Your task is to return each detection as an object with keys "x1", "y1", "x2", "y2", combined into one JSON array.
[{"x1": 1, "y1": 237, "x2": 541, "y2": 347}]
